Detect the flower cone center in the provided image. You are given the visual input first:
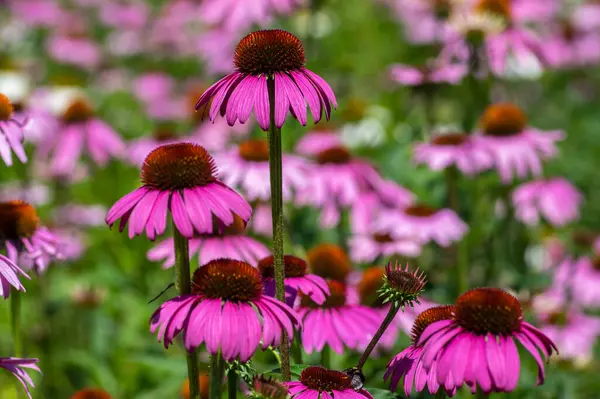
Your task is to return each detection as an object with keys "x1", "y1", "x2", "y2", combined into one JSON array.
[
  {"x1": 560, "y1": 19, "x2": 577, "y2": 41},
  {"x1": 432, "y1": 133, "x2": 468, "y2": 146},
  {"x1": 404, "y1": 204, "x2": 437, "y2": 217},
  {"x1": 373, "y1": 232, "x2": 394, "y2": 243},
  {"x1": 411, "y1": 305, "x2": 455, "y2": 344},
  {"x1": 301, "y1": 280, "x2": 346, "y2": 308},
  {"x1": 63, "y1": 99, "x2": 94, "y2": 123},
  {"x1": 455, "y1": 288, "x2": 523, "y2": 335},
  {"x1": 70, "y1": 388, "x2": 112, "y2": 399},
  {"x1": 192, "y1": 259, "x2": 263, "y2": 301},
  {"x1": 299, "y1": 366, "x2": 352, "y2": 392},
  {"x1": 475, "y1": 0, "x2": 511, "y2": 21},
  {"x1": 385, "y1": 264, "x2": 426, "y2": 296},
  {"x1": 481, "y1": 103, "x2": 527, "y2": 137},
  {"x1": 0, "y1": 93, "x2": 13, "y2": 121},
  {"x1": 234, "y1": 29, "x2": 305, "y2": 75},
  {"x1": 307, "y1": 243, "x2": 351, "y2": 282},
  {"x1": 0, "y1": 201, "x2": 40, "y2": 240},
  {"x1": 358, "y1": 267, "x2": 385, "y2": 307},
  {"x1": 315, "y1": 146, "x2": 352, "y2": 165},
  {"x1": 591, "y1": 256, "x2": 600, "y2": 271},
  {"x1": 258, "y1": 254, "x2": 308, "y2": 278},
  {"x1": 141, "y1": 143, "x2": 217, "y2": 190},
  {"x1": 239, "y1": 139, "x2": 270, "y2": 162}
]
